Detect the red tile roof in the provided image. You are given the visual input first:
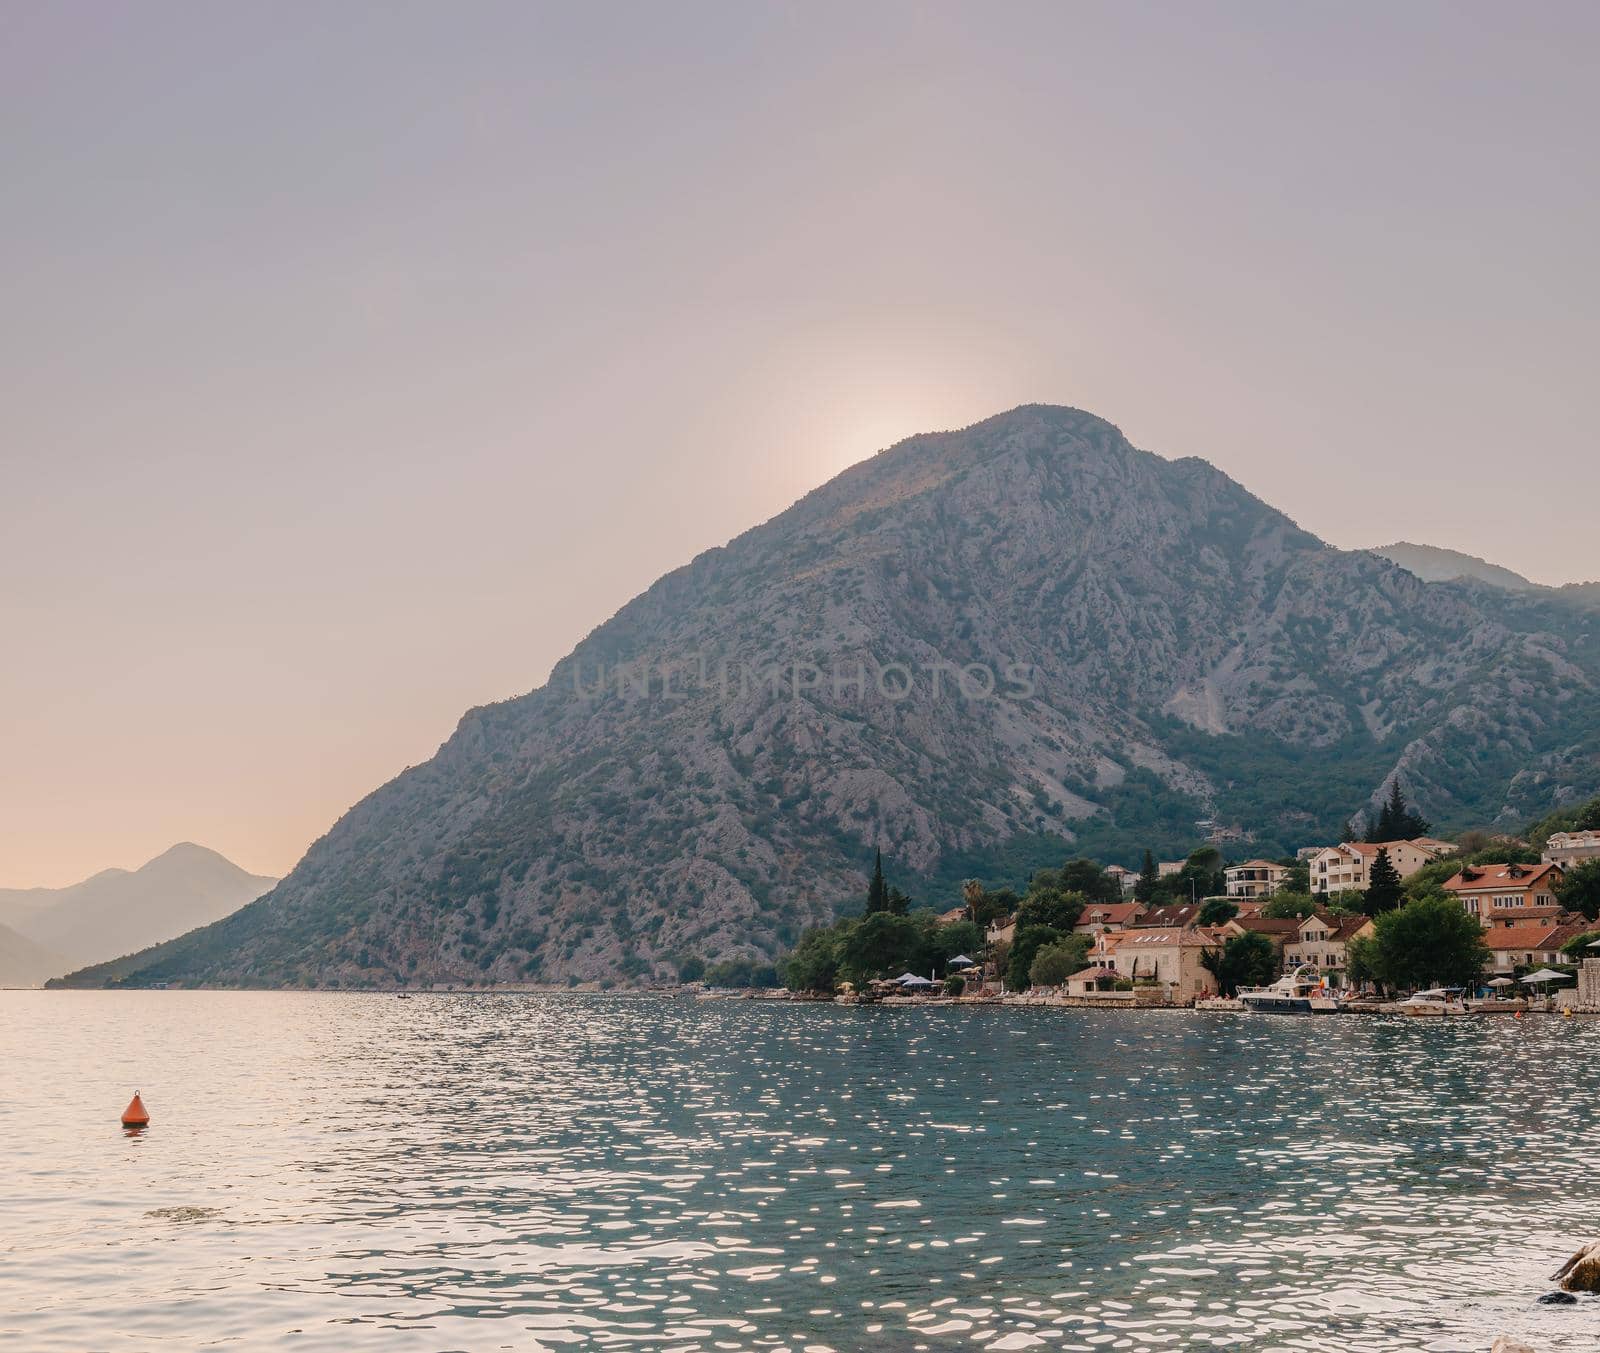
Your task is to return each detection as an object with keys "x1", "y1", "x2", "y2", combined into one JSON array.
[
  {"x1": 1233, "y1": 916, "x2": 1303, "y2": 936},
  {"x1": 1079, "y1": 902, "x2": 1144, "y2": 925},
  {"x1": 1110, "y1": 926, "x2": 1224, "y2": 949},
  {"x1": 1483, "y1": 925, "x2": 1563, "y2": 950},
  {"x1": 1486, "y1": 905, "x2": 1567, "y2": 926},
  {"x1": 1444, "y1": 862, "x2": 1563, "y2": 893},
  {"x1": 1304, "y1": 913, "x2": 1374, "y2": 941},
  {"x1": 1134, "y1": 904, "x2": 1203, "y2": 928}
]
